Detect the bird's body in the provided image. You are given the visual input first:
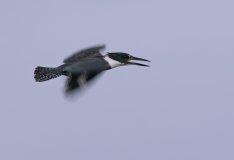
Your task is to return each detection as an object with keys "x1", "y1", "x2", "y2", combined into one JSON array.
[
  {"x1": 64, "y1": 57, "x2": 109, "y2": 76},
  {"x1": 34, "y1": 45, "x2": 150, "y2": 94}
]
